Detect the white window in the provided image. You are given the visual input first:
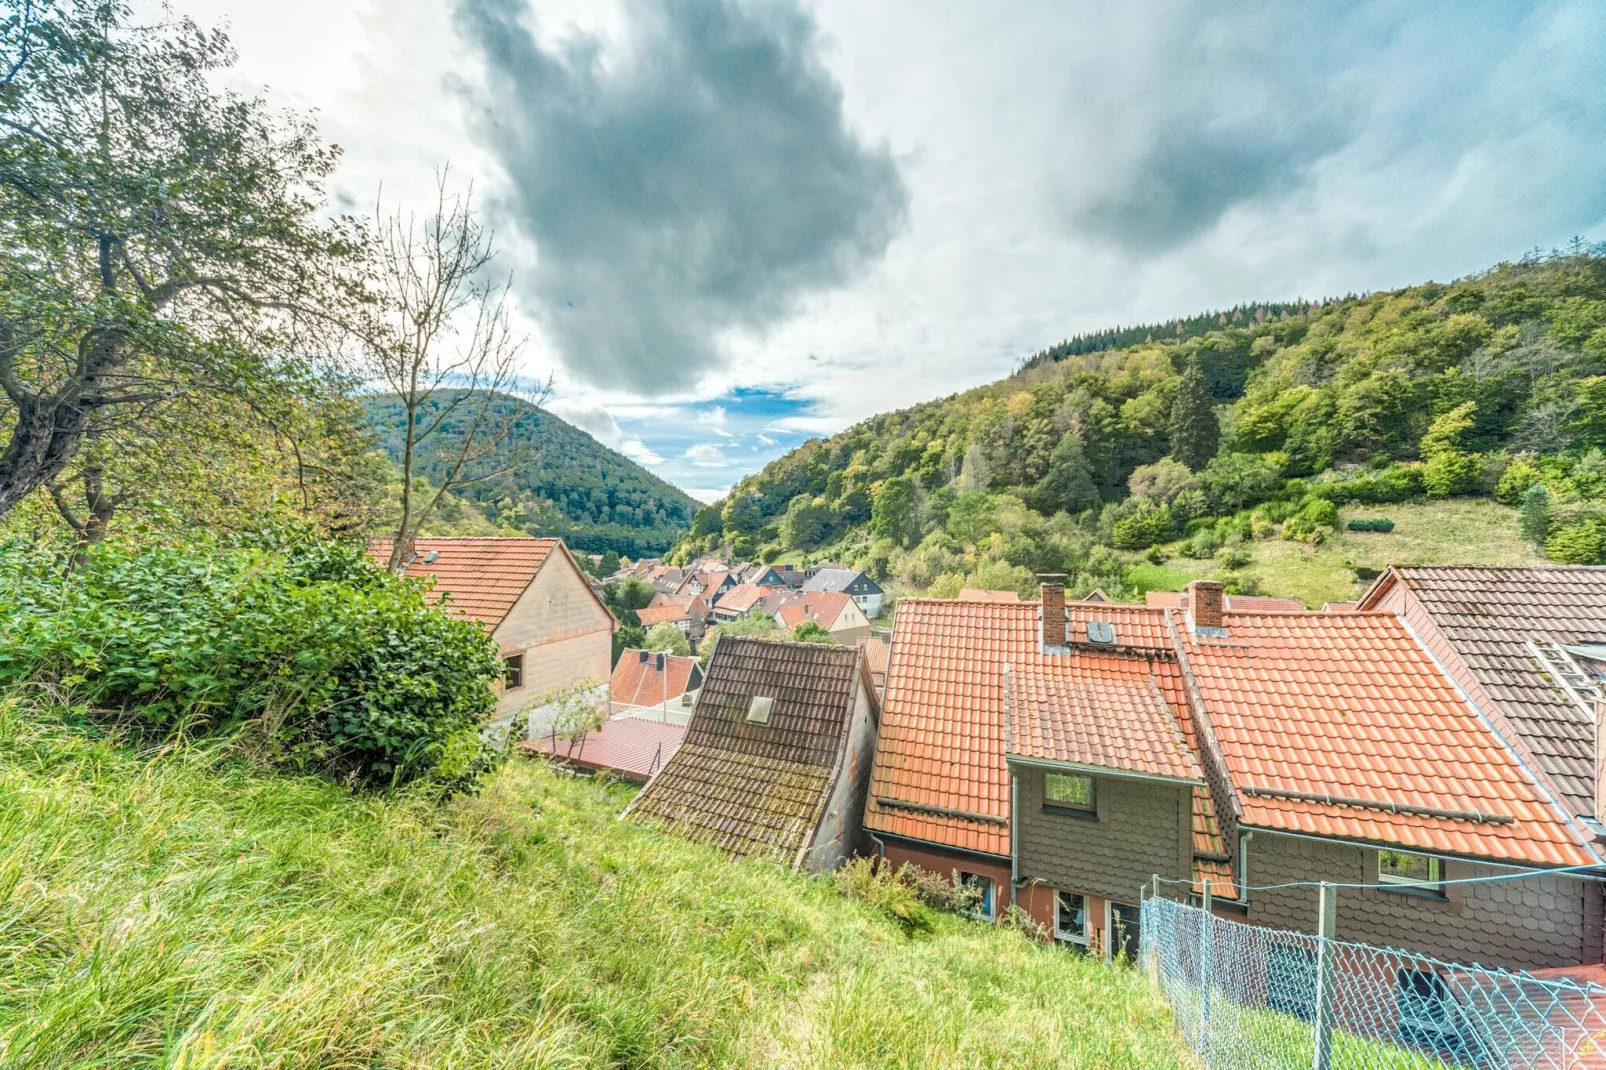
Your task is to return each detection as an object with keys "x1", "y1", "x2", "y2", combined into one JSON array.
[
  {"x1": 1378, "y1": 850, "x2": 1444, "y2": 895},
  {"x1": 1044, "y1": 772, "x2": 1095, "y2": 813},
  {"x1": 1055, "y1": 891, "x2": 1090, "y2": 951},
  {"x1": 956, "y1": 871, "x2": 996, "y2": 919}
]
